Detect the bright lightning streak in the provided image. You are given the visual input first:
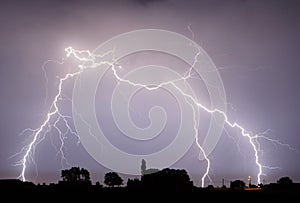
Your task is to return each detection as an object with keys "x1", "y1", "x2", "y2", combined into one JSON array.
[
  {"x1": 59, "y1": 47, "x2": 257, "y2": 186},
  {"x1": 17, "y1": 44, "x2": 292, "y2": 188},
  {"x1": 179, "y1": 87, "x2": 263, "y2": 183},
  {"x1": 188, "y1": 94, "x2": 210, "y2": 187},
  {"x1": 17, "y1": 47, "x2": 118, "y2": 182},
  {"x1": 19, "y1": 72, "x2": 80, "y2": 181}
]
